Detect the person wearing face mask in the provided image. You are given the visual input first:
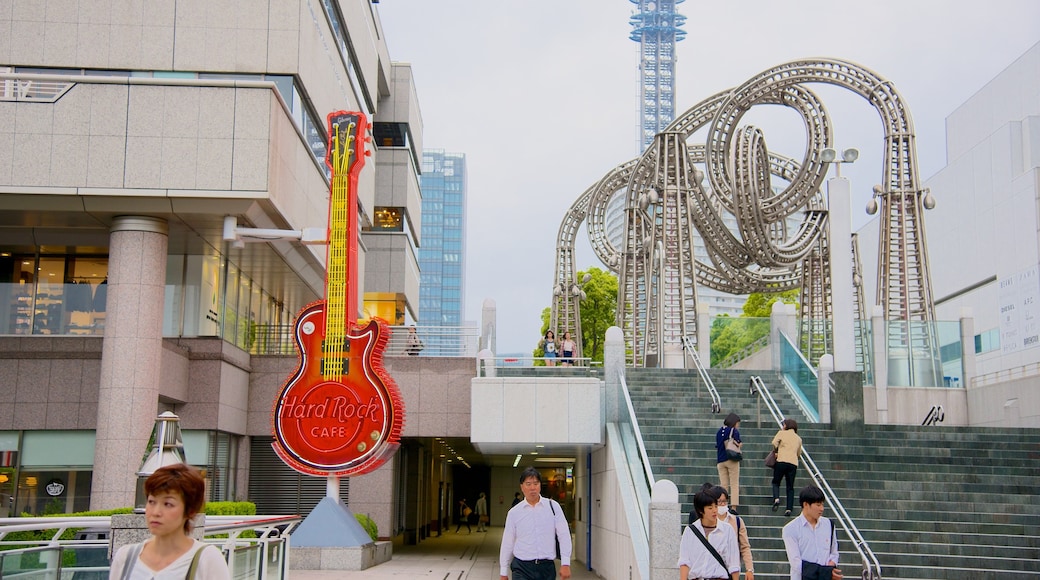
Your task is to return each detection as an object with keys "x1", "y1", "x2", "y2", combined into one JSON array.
[
  {"x1": 703, "y1": 484, "x2": 754, "y2": 580},
  {"x1": 678, "y1": 489, "x2": 739, "y2": 580}
]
